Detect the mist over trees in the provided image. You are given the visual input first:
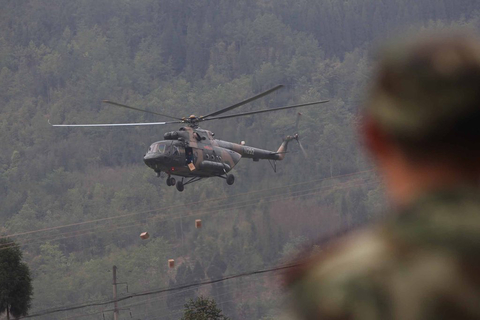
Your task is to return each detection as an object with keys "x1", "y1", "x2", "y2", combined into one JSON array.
[{"x1": 1, "y1": 0, "x2": 479, "y2": 319}]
